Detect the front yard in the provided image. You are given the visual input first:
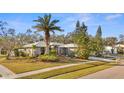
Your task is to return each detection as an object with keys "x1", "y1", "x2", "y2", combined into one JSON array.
[
  {"x1": 0, "y1": 58, "x2": 68, "y2": 74},
  {"x1": 0, "y1": 56, "x2": 116, "y2": 79},
  {"x1": 20, "y1": 62, "x2": 115, "y2": 79}
]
